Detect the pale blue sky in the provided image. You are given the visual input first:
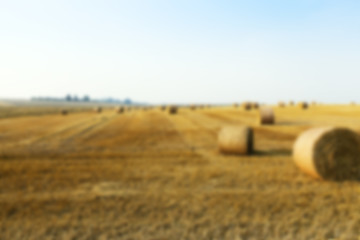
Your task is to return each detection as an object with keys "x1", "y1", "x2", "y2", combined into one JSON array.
[{"x1": 1, "y1": 1, "x2": 360, "y2": 104}]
